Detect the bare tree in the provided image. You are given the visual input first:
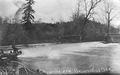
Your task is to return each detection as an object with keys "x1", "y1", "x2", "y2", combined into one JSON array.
[
  {"x1": 104, "y1": 0, "x2": 114, "y2": 35},
  {"x1": 14, "y1": 4, "x2": 25, "y2": 24},
  {"x1": 71, "y1": 0, "x2": 82, "y2": 41},
  {"x1": 80, "y1": 0, "x2": 102, "y2": 41},
  {"x1": 72, "y1": 0, "x2": 81, "y2": 21},
  {"x1": 102, "y1": 0, "x2": 115, "y2": 42},
  {"x1": 71, "y1": 0, "x2": 102, "y2": 41}
]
